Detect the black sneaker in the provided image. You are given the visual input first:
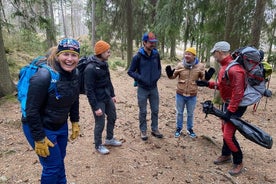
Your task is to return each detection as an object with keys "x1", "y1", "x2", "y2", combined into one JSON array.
[{"x1": 151, "y1": 130, "x2": 163, "y2": 138}]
